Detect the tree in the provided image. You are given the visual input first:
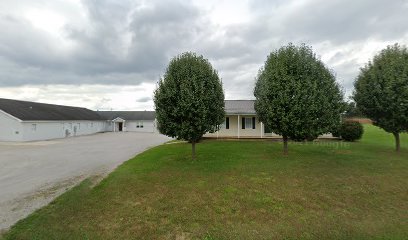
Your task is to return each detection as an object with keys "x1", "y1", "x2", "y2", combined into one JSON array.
[
  {"x1": 154, "y1": 52, "x2": 225, "y2": 159},
  {"x1": 353, "y1": 44, "x2": 408, "y2": 152},
  {"x1": 344, "y1": 101, "x2": 364, "y2": 118},
  {"x1": 254, "y1": 43, "x2": 344, "y2": 154}
]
